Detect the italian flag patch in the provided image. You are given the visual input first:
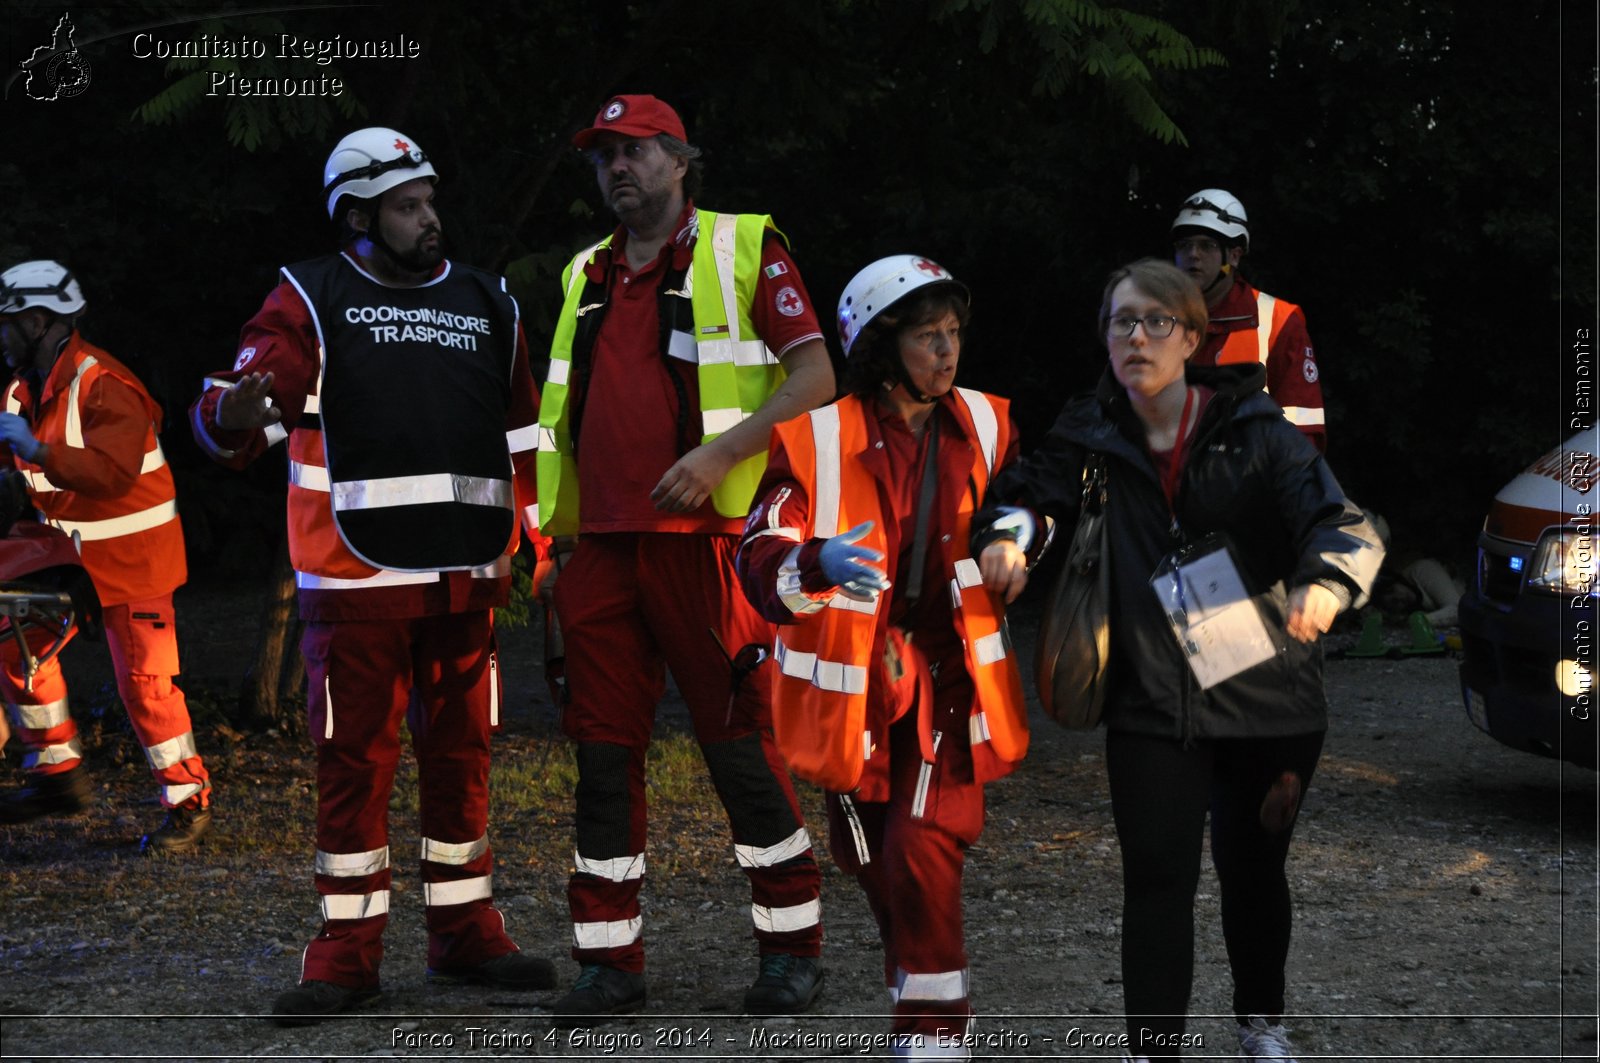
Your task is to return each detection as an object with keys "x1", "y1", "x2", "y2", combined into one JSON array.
[{"x1": 763, "y1": 262, "x2": 788, "y2": 279}]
